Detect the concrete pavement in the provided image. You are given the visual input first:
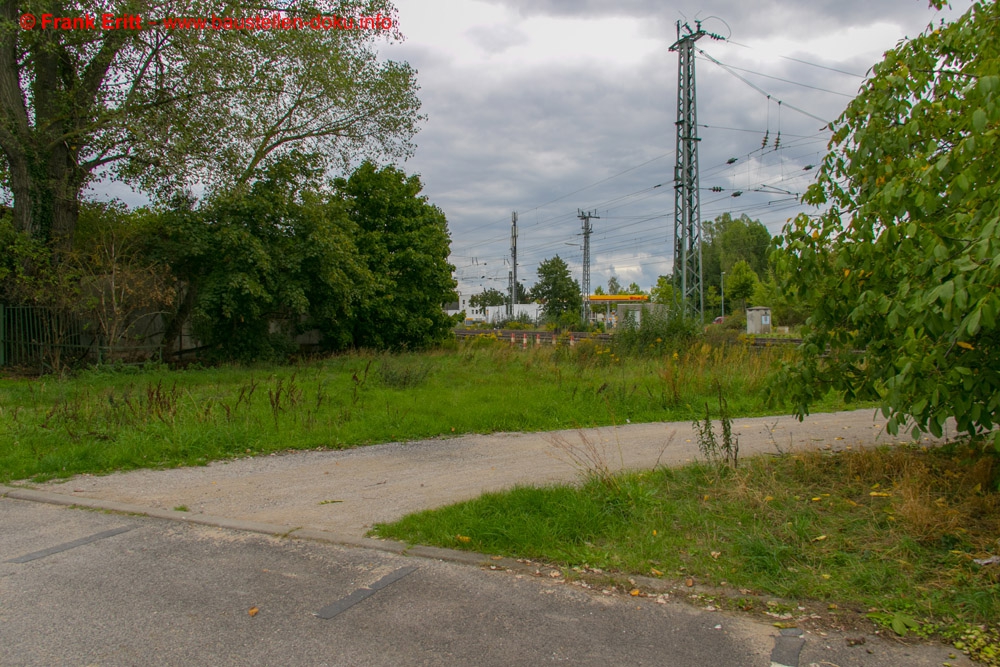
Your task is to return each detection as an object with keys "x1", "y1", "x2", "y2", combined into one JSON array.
[{"x1": 24, "y1": 407, "x2": 957, "y2": 537}]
